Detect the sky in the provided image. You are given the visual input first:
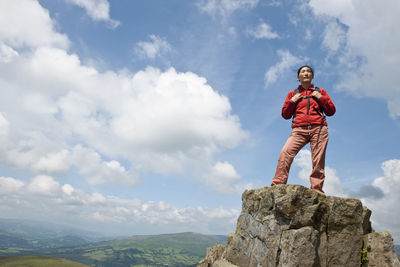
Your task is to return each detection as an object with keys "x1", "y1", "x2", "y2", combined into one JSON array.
[{"x1": 0, "y1": 0, "x2": 399, "y2": 242}]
